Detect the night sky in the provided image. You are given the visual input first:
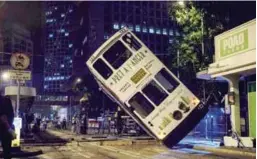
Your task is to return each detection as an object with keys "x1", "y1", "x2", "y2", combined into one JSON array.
[{"x1": 0, "y1": 1, "x2": 255, "y2": 33}]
